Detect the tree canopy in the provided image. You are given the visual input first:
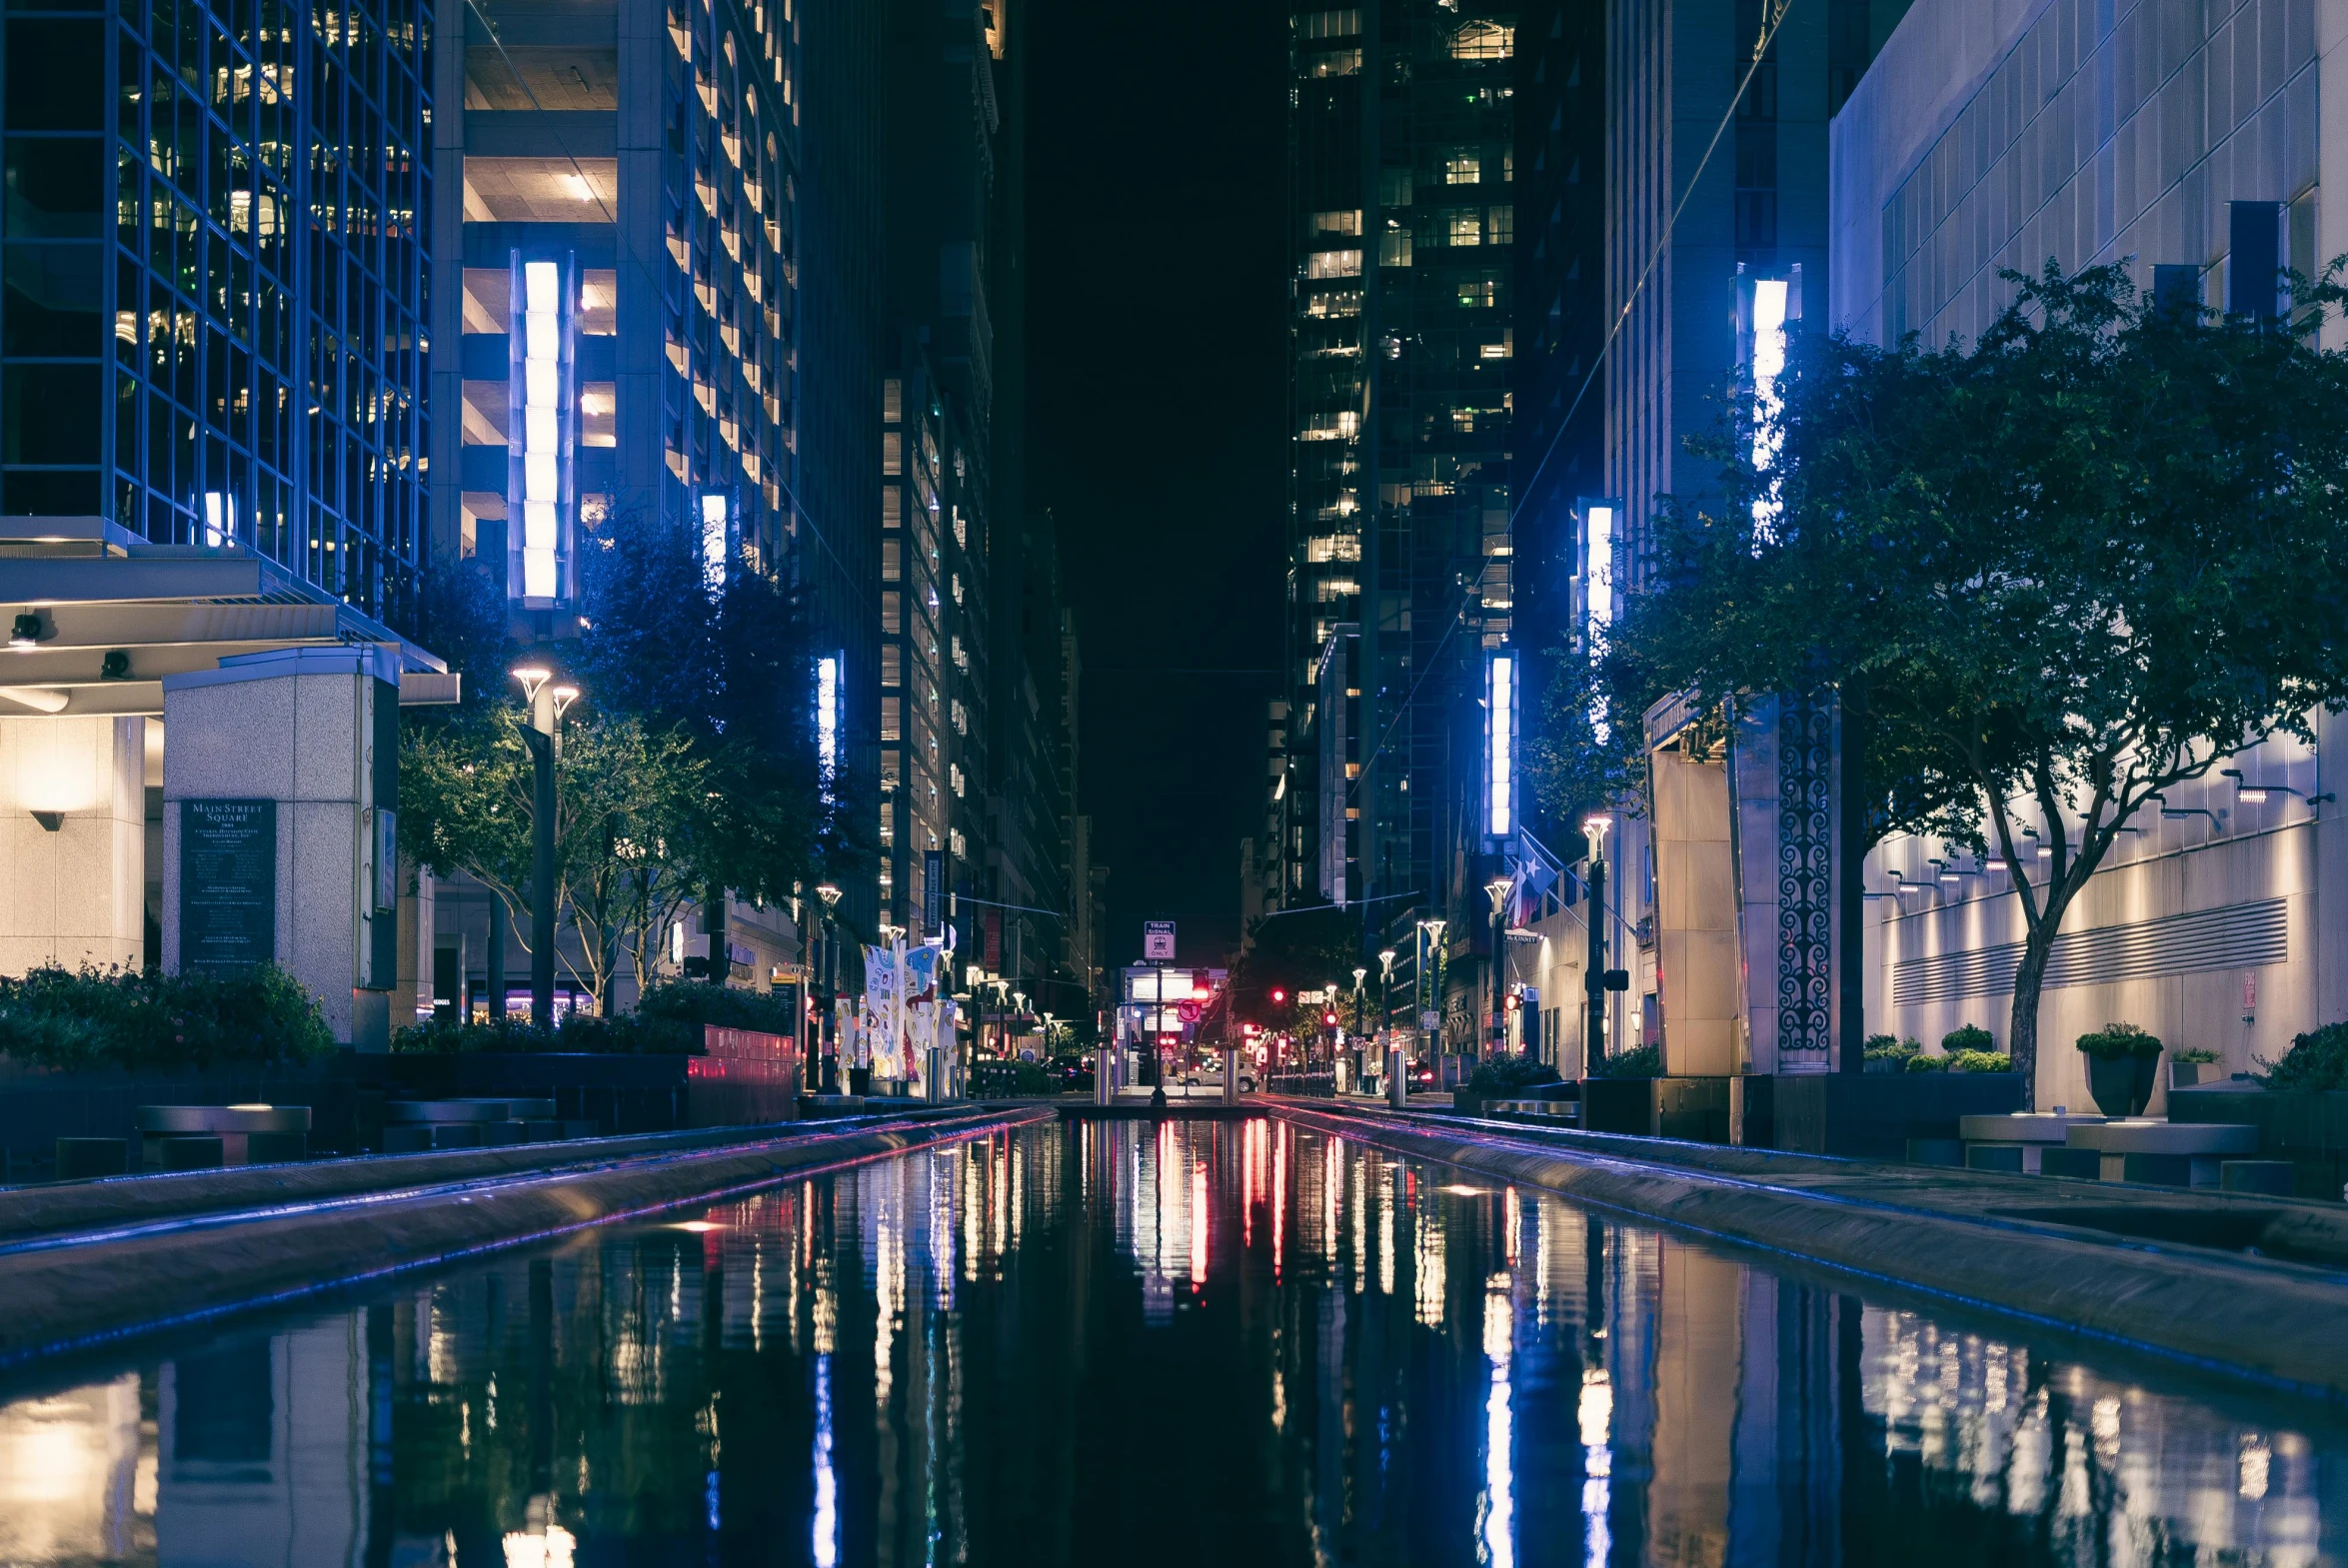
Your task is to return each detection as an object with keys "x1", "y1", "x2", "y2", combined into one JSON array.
[{"x1": 1577, "y1": 262, "x2": 2348, "y2": 1099}]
